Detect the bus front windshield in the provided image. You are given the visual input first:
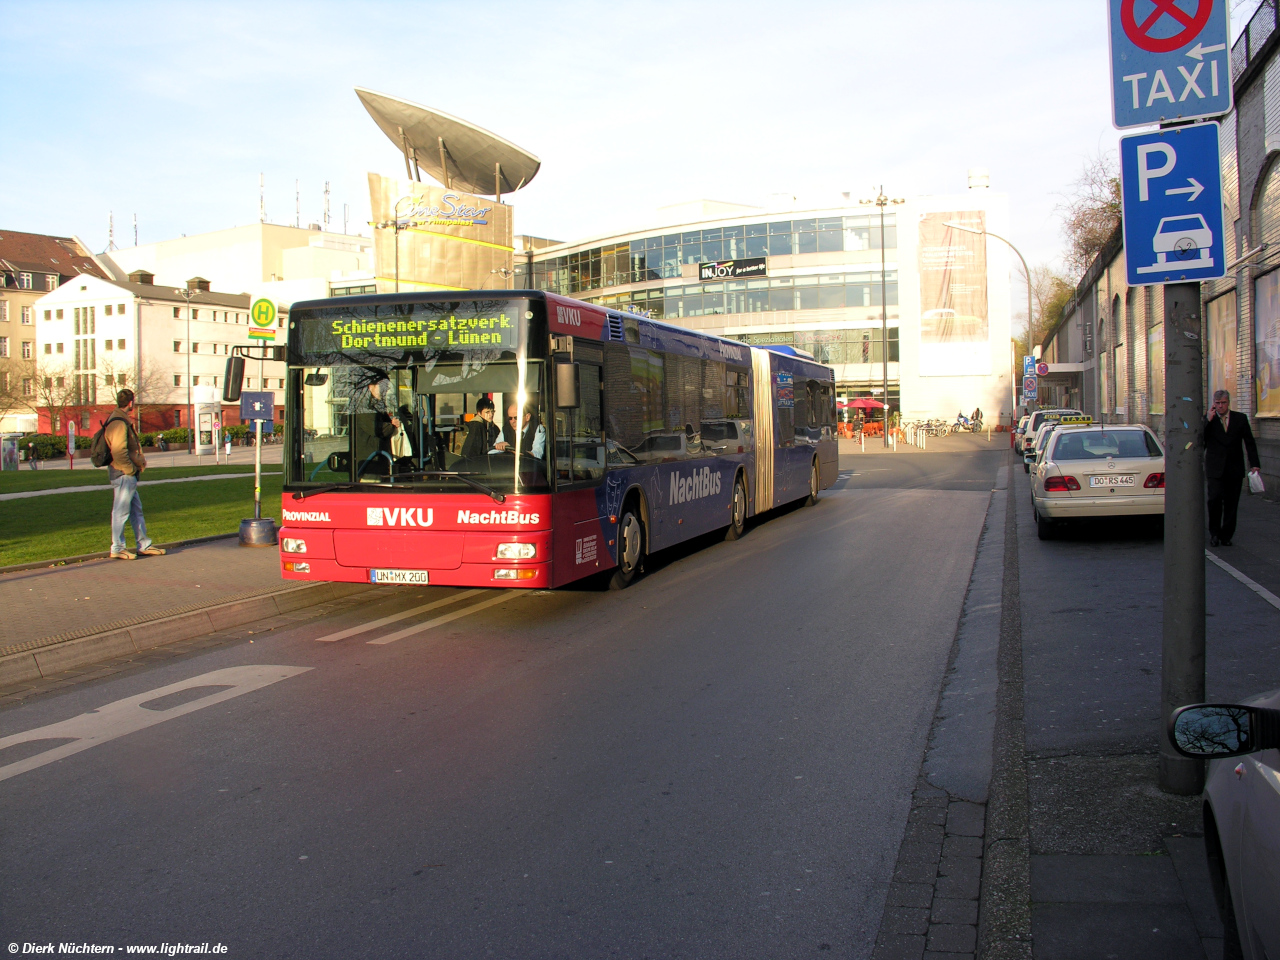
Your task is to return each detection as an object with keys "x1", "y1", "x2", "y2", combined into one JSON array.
[{"x1": 287, "y1": 299, "x2": 549, "y2": 495}]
